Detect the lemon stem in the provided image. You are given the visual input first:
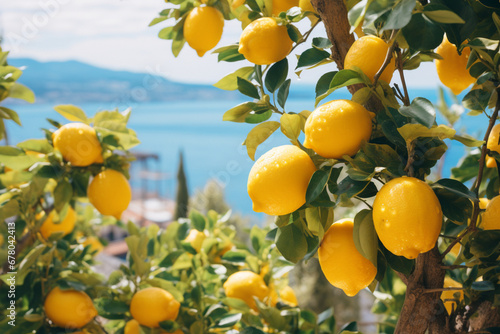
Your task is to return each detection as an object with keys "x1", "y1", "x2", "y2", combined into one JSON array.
[
  {"x1": 372, "y1": 29, "x2": 399, "y2": 87},
  {"x1": 395, "y1": 47, "x2": 410, "y2": 106}
]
